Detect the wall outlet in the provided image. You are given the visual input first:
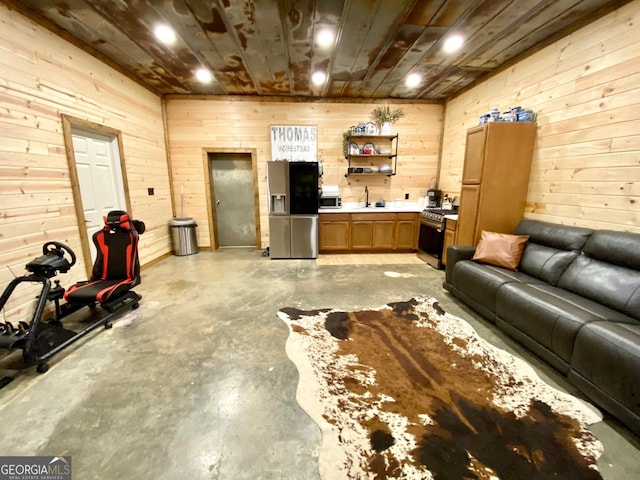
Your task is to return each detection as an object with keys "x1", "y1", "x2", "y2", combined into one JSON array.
[
  {"x1": 148, "y1": 187, "x2": 154, "y2": 196},
  {"x1": 404, "y1": 193, "x2": 409, "y2": 200}
]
